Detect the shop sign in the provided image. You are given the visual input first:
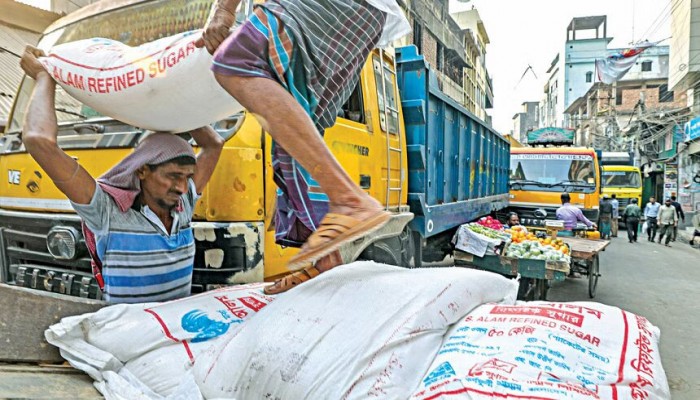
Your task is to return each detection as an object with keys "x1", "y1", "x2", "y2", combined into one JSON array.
[{"x1": 684, "y1": 117, "x2": 700, "y2": 141}]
